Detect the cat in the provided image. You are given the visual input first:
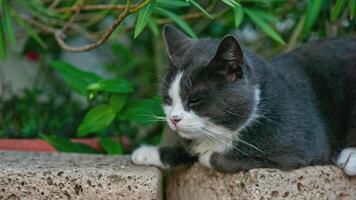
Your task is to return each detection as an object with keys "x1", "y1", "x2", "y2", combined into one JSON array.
[{"x1": 132, "y1": 25, "x2": 356, "y2": 175}]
